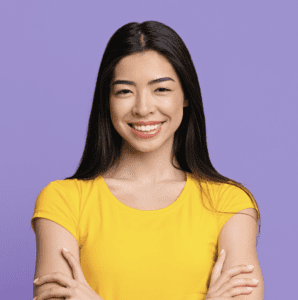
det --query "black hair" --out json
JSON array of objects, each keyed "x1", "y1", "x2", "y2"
[{"x1": 63, "y1": 20, "x2": 261, "y2": 245}]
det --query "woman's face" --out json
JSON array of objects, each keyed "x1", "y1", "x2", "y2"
[{"x1": 109, "y1": 50, "x2": 188, "y2": 153}]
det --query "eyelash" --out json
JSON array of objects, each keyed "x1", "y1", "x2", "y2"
[{"x1": 115, "y1": 88, "x2": 170, "y2": 95}]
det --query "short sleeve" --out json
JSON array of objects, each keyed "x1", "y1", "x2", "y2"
[
  {"x1": 215, "y1": 183, "x2": 259, "y2": 235},
  {"x1": 31, "y1": 180, "x2": 80, "y2": 243}
]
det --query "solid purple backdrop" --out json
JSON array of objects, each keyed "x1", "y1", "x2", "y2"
[{"x1": 1, "y1": 1, "x2": 297, "y2": 299}]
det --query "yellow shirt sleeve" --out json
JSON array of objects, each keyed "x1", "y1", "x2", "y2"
[
  {"x1": 30, "y1": 180, "x2": 80, "y2": 243},
  {"x1": 215, "y1": 183, "x2": 260, "y2": 235}
]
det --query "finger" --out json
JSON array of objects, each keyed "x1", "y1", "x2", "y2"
[
  {"x1": 35, "y1": 284, "x2": 72, "y2": 300},
  {"x1": 221, "y1": 285, "x2": 254, "y2": 298},
  {"x1": 209, "y1": 249, "x2": 226, "y2": 287},
  {"x1": 210, "y1": 264, "x2": 255, "y2": 296},
  {"x1": 34, "y1": 272, "x2": 76, "y2": 288},
  {"x1": 214, "y1": 277, "x2": 258, "y2": 297},
  {"x1": 62, "y1": 248, "x2": 87, "y2": 284}
]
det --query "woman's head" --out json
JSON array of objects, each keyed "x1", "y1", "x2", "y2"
[
  {"x1": 65, "y1": 20, "x2": 260, "y2": 242},
  {"x1": 68, "y1": 20, "x2": 207, "y2": 178}
]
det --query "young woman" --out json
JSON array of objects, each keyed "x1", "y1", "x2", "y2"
[{"x1": 31, "y1": 21, "x2": 264, "y2": 300}]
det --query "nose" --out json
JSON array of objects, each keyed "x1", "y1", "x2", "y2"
[{"x1": 132, "y1": 93, "x2": 156, "y2": 116}]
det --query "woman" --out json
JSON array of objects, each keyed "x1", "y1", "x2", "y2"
[{"x1": 31, "y1": 21, "x2": 264, "y2": 300}]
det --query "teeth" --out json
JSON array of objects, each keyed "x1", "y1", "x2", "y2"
[{"x1": 132, "y1": 123, "x2": 162, "y2": 132}]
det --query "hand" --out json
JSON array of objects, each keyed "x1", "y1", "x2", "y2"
[
  {"x1": 205, "y1": 250, "x2": 259, "y2": 299},
  {"x1": 33, "y1": 248, "x2": 104, "y2": 300}
]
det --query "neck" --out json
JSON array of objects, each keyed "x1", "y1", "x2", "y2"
[{"x1": 105, "y1": 140, "x2": 185, "y2": 185}]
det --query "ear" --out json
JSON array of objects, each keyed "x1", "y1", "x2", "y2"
[{"x1": 183, "y1": 98, "x2": 189, "y2": 107}]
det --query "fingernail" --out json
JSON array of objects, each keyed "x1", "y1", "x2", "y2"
[
  {"x1": 220, "y1": 249, "x2": 225, "y2": 255},
  {"x1": 63, "y1": 247, "x2": 69, "y2": 253},
  {"x1": 247, "y1": 265, "x2": 254, "y2": 269},
  {"x1": 33, "y1": 278, "x2": 39, "y2": 284}
]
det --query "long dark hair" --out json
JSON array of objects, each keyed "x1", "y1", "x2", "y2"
[{"x1": 64, "y1": 21, "x2": 261, "y2": 244}]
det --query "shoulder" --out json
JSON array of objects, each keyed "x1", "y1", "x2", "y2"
[
  {"x1": 37, "y1": 178, "x2": 84, "y2": 201},
  {"x1": 32, "y1": 178, "x2": 84, "y2": 240}
]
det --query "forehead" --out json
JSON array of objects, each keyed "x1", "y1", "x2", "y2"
[{"x1": 113, "y1": 50, "x2": 177, "y2": 80}]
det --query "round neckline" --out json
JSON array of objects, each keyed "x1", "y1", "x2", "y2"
[{"x1": 98, "y1": 172, "x2": 191, "y2": 215}]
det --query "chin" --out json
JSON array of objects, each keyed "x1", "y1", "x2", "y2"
[{"x1": 127, "y1": 141, "x2": 161, "y2": 153}]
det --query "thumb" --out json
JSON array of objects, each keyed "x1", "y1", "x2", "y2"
[{"x1": 209, "y1": 249, "x2": 226, "y2": 287}]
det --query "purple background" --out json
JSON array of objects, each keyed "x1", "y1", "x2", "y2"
[{"x1": 1, "y1": 1, "x2": 297, "y2": 299}]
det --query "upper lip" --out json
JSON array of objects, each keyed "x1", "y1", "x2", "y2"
[{"x1": 128, "y1": 121, "x2": 165, "y2": 126}]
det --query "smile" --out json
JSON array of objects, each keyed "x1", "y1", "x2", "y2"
[
  {"x1": 129, "y1": 122, "x2": 165, "y2": 132},
  {"x1": 128, "y1": 122, "x2": 165, "y2": 139}
]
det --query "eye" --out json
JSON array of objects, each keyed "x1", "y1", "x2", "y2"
[
  {"x1": 116, "y1": 89, "x2": 130, "y2": 95},
  {"x1": 156, "y1": 88, "x2": 170, "y2": 92}
]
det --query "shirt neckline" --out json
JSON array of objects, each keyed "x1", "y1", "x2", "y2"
[{"x1": 98, "y1": 172, "x2": 191, "y2": 216}]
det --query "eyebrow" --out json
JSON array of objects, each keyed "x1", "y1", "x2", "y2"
[{"x1": 110, "y1": 77, "x2": 175, "y2": 88}]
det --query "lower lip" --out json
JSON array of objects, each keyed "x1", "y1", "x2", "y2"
[{"x1": 129, "y1": 122, "x2": 164, "y2": 139}]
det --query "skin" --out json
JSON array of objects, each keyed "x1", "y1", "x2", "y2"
[{"x1": 108, "y1": 50, "x2": 189, "y2": 186}]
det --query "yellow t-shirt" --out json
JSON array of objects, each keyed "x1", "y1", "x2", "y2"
[{"x1": 31, "y1": 172, "x2": 259, "y2": 300}]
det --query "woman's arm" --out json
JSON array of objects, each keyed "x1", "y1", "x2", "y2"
[
  {"x1": 216, "y1": 208, "x2": 265, "y2": 299},
  {"x1": 33, "y1": 218, "x2": 80, "y2": 300}
]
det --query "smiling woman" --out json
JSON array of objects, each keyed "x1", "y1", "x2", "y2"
[{"x1": 31, "y1": 20, "x2": 263, "y2": 300}]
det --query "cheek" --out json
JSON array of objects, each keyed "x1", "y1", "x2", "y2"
[
  {"x1": 110, "y1": 103, "x2": 124, "y2": 122},
  {"x1": 109, "y1": 106, "x2": 130, "y2": 134},
  {"x1": 166, "y1": 102, "x2": 184, "y2": 121}
]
